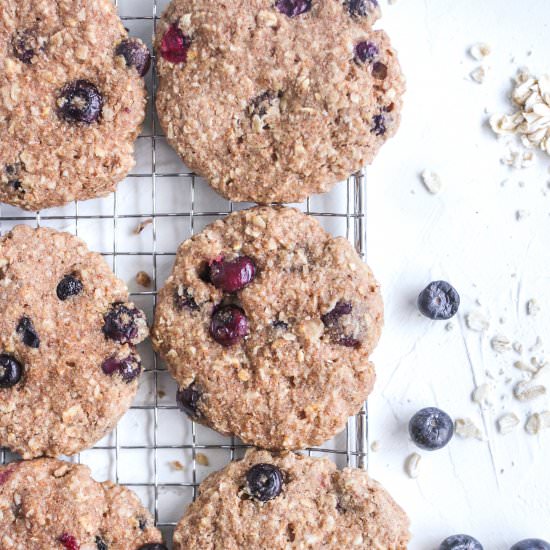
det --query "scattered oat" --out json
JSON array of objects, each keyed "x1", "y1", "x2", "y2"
[
  {"x1": 470, "y1": 66, "x2": 488, "y2": 84},
  {"x1": 465, "y1": 311, "x2": 490, "y2": 332},
  {"x1": 513, "y1": 360, "x2": 538, "y2": 374},
  {"x1": 134, "y1": 218, "x2": 153, "y2": 234},
  {"x1": 196, "y1": 453, "x2": 209, "y2": 466},
  {"x1": 514, "y1": 380, "x2": 547, "y2": 401},
  {"x1": 136, "y1": 271, "x2": 152, "y2": 287},
  {"x1": 157, "y1": 389, "x2": 166, "y2": 399},
  {"x1": 472, "y1": 383, "x2": 494, "y2": 407},
  {"x1": 455, "y1": 417, "x2": 484, "y2": 440},
  {"x1": 526, "y1": 299, "x2": 540, "y2": 316},
  {"x1": 420, "y1": 170, "x2": 443, "y2": 194},
  {"x1": 491, "y1": 334, "x2": 511, "y2": 353},
  {"x1": 497, "y1": 413, "x2": 520, "y2": 434},
  {"x1": 170, "y1": 460, "x2": 185, "y2": 471},
  {"x1": 469, "y1": 43, "x2": 491, "y2": 61},
  {"x1": 405, "y1": 453, "x2": 421, "y2": 479},
  {"x1": 370, "y1": 440, "x2": 381, "y2": 452},
  {"x1": 490, "y1": 69, "x2": 550, "y2": 156},
  {"x1": 525, "y1": 411, "x2": 550, "y2": 434}
]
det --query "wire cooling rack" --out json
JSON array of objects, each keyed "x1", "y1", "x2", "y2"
[{"x1": 0, "y1": 0, "x2": 369, "y2": 545}]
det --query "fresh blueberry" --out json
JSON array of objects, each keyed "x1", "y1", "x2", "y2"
[
  {"x1": 95, "y1": 536, "x2": 108, "y2": 550},
  {"x1": 417, "y1": 280, "x2": 460, "y2": 320},
  {"x1": 116, "y1": 38, "x2": 151, "y2": 77},
  {"x1": 208, "y1": 256, "x2": 256, "y2": 292},
  {"x1": 347, "y1": 0, "x2": 378, "y2": 17},
  {"x1": 0, "y1": 354, "x2": 23, "y2": 388},
  {"x1": 12, "y1": 29, "x2": 43, "y2": 64},
  {"x1": 321, "y1": 301, "x2": 361, "y2": 348},
  {"x1": 409, "y1": 407, "x2": 454, "y2": 451},
  {"x1": 510, "y1": 540, "x2": 550, "y2": 550},
  {"x1": 57, "y1": 80, "x2": 103, "y2": 124},
  {"x1": 101, "y1": 355, "x2": 141, "y2": 383},
  {"x1": 440, "y1": 534, "x2": 484, "y2": 550},
  {"x1": 102, "y1": 303, "x2": 145, "y2": 344},
  {"x1": 58, "y1": 533, "x2": 79, "y2": 550},
  {"x1": 275, "y1": 0, "x2": 312, "y2": 17},
  {"x1": 372, "y1": 61, "x2": 388, "y2": 80},
  {"x1": 174, "y1": 287, "x2": 199, "y2": 311},
  {"x1": 176, "y1": 383, "x2": 202, "y2": 419},
  {"x1": 16, "y1": 316, "x2": 40, "y2": 349},
  {"x1": 137, "y1": 545, "x2": 168, "y2": 550},
  {"x1": 245, "y1": 463, "x2": 283, "y2": 501},
  {"x1": 56, "y1": 274, "x2": 84, "y2": 300},
  {"x1": 371, "y1": 114, "x2": 386, "y2": 136},
  {"x1": 355, "y1": 41, "x2": 379, "y2": 63},
  {"x1": 210, "y1": 305, "x2": 249, "y2": 346},
  {"x1": 160, "y1": 23, "x2": 192, "y2": 63}
]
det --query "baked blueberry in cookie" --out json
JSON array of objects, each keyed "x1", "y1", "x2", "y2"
[
  {"x1": 155, "y1": 0, "x2": 404, "y2": 203},
  {"x1": 0, "y1": 0, "x2": 149, "y2": 210},
  {"x1": 440, "y1": 534, "x2": 484, "y2": 550},
  {"x1": 0, "y1": 226, "x2": 149, "y2": 458},
  {"x1": 172, "y1": 449, "x2": 410, "y2": 549},
  {"x1": 0, "y1": 459, "x2": 165, "y2": 548},
  {"x1": 152, "y1": 207, "x2": 383, "y2": 450}
]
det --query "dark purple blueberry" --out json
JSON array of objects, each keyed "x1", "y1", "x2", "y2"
[
  {"x1": 116, "y1": 38, "x2": 151, "y2": 77},
  {"x1": 347, "y1": 0, "x2": 378, "y2": 17},
  {"x1": 321, "y1": 301, "x2": 361, "y2": 347},
  {"x1": 354, "y1": 41, "x2": 378, "y2": 63},
  {"x1": 12, "y1": 29, "x2": 43, "y2": 64},
  {"x1": 16, "y1": 316, "x2": 40, "y2": 349},
  {"x1": 56, "y1": 274, "x2": 83, "y2": 300},
  {"x1": 101, "y1": 355, "x2": 141, "y2": 383},
  {"x1": 95, "y1": 536, "x2": 108, "y2": 550},
  {"x1": 440, "y1": 534, "x2": 483, "y2": 550},
  {"x1": 102, "y1": 303, "x2": 144, "y2": 344},
  {"x1": 246, "y1": 463, "x2": 283, "y2": 502},
  {"x1": 275, "y1": 0, "x2": 312, "y2": 17},
  {"x1": 209, "y1": 305, "x2": 249, "y2": 346},
  {"x1": 409, "y1": 407, "x2": 453, "y2": 451},
  {"x1": 58, "y1": 533, "x2": 79, "y2": 550},
  {"x1": 337, "y1": 335, "x2": 361, "y2": 348},
  {"x1": 174, "y1": 287, "x2": 199, "y2": 311},
  {"x1": 272, "y1": 320, "x2": 289, "y2": 330},
  {"x1": 138, "y1": 518, "x2": 148, "y2": 531},
  {"x1": 137, "y1": 545, "x2": 168, "y2": 550},
  {"x1": 57, "y1": 80, "x2": 103, "y2": 124},
  {"x1": 5, "y1": 163, "x2": 24, "y2": 191},
  {"x1": 176, "y1": 383, "x2": 202, "y2": 419},
  {"x1": 510, "y1": 540, "x2": 550, "y2": 550},
  {"x1": 371, "y1": 114, "x2": 386, "y2": 136},
  {"x1": 417, "y1": 281, "x2": 460, "y2": 320},
  {"x1": 321, "y1": 301, "x2": 352, "y2": 326},
  {"x1": 372, "y1": 61, "x2": 388, "y2": 80},
  {"x1": 0, "y1": 354, "x2": 23, "y2": 388},
  {"x1": 208, "y1": 256, "x2": 256, "y2": 292},
  {"x1": 160, "y1": 24, "x2": 192, "y2": 64}
]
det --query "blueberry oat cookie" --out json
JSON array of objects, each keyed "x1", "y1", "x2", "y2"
[
  {"x1": 152, "y1": 206, "x2": 383, "y2": 449},
  {"x1": 0, "y1": 226, "x2": 149, "y2": 458},
  {"x1": 0, "y1": 0, "x2": 150, "y2": 211},
  {"x1": 0, "y1": 458, "x2": 166, "y2": 549},
  {"x1": 155, "y1": 0, "x2": 404, "y2": 203},
  {"x1": 173, "y1": 449, "x2": 410, "y2": 549}
]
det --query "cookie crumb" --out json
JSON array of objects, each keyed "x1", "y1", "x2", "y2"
[
  {"x1": 497, "y1": 412, "x2": 520, "y2": 434},
  {"x1": 455, "y1": 417, "x2": 483, "y2": 440},
  {"x1": 134, "y1": 218, "x2": 153, "y2": 234},
  {"x1": 196, "y1": 453, "x2": 209, "y2": 466},
  {"x1": 420, "y1": 170, "x2": 443, "y2": 194},
  {"x1": 469, "y1": 42, "x2": 491, "y2": 61},
  {"x1": 157, "y1": 389, "x2": 166, "y2": 398},
  {"x1": 136, "y1": 271, "x2": 152, "y2": 287},
  {"x1": 370, "y1": 440, "x2": 381, "y2": 452},
  {"x1": 465, "y1": 311, "x2": 490, "y2": 332},
  {"x1": 170, "y1": 460, "x2": 185, "y2": 471},
  {"x1": 404, "y1": 453, "x2": 421, "y2": 479},
  {"x1": 472, "y1": 383, "x2": 494, "y2": 407}
]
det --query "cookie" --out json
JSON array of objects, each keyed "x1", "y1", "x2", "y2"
[
  {"x1": 155, "y1": 0, "x2": 404, "y2": 203},
  {"x1": 0, "y1": 225, "x2": 149, "y2": 458},
  {"x1": 152, "y1": 206, "x2": 383, "y2": 449},
  {"x1": 0, "y1": 458, "x2": 166, "y2": 549},
  {"x1": 0, "y1": 0, "x2": 150, "y2": 211},
  {"x1": 173, "y1": 449, "x2": 410, "y2": 549}
]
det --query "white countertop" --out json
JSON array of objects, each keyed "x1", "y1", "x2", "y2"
[{"x1": 368, "y1": 1, "x2": 550, "y2": 548}]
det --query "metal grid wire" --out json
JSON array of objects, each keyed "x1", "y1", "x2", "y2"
[{"x1": 0, "y1": 0, "x2": 369, "y2": 542}]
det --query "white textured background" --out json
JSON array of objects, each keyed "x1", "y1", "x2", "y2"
[{"x1": 368, "y1": 0, "x2": 550, "y2": 548}]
